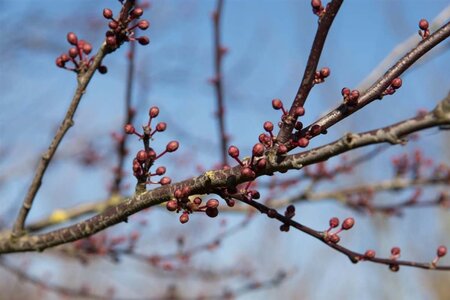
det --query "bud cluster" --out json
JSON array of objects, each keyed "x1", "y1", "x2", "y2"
[
  {"x1": 103, "y1": 6, "x2": 150, "y2": 50},
  {"x1": 382, "y1": 78, "x2": 403, "y2": 96},
  {"x1": 125, "y1": 106, "x2": 178, "y2": 186},
  {"x1": 279, "y1": 205, "x2": 295, "y2": 232},
  {"x1": 418, "y1": 19, "x2": 430, "y2": 39},
  {"x1": 314, "y1": 67, "x2": 330, "y2": 84},
  {"x1": 341, "y1": 87, "x2": 360, "y2": 107},
  {"x1": 324, "y1": 217, "x2": 355, "y2": 244},
  {"x1": 166, "y1": 186, "x2": 221, "y2": 224},
  {"x1": 311, "y1": 0, "x2": 326, "y2": 17},
  {"x1": 56, "y1": 32, "x2": 107, "y2": 74}
]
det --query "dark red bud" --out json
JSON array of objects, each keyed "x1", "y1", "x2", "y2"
[
  {"x1": 136, "y1": 150, "x2": 148, "y2": 163},
  {"x1": 137, "y1": 36, "x2": 150, "y2": 45},
  {"x1": 297, "y1": 137, "x2": 309, "y2": 148},
  {"x1": 166, "y1": 200, "x2": 178, "y2": 211},
  {"x1": 149, "y1": 106, "x2": 159, "y2": 118},
  {"x1": 277, "y1": 144, "x2": 287, "y2": 155},
  {"x1": 156, "y1": 122, "x2": 167, "y2": 132},
  {"x1": 124, "y1": 124, "x2": 135, "y2": 134},
  {"x1": 131, "y1": 7, "x2": 144, "y2": 19},
  {"x1": 320, "y1": 67, "x2": 330, "y2": 78},
  {"x1": 138, "y1": 20, "x2": 150, "y2": 30},
  {"x1": 179, "y1": 212, "x2": 189, "y2": 224},
  {"x1": 294, "y1": 107, "x2": 305, "y2": 117},
  {"x1": 419, "y1": 19, "x2": 429, "y2": 30},
  {"x1": 159, "y1": 177, "x2": 171, "y2": 185},
  {"x1": 365, "y1": 250, "x2": 376, "y2": 259},
  {"x1": 106, "y1": 36, "x2": 117, "y2": 47},
  {"x1": 437, "y1": 245, "x2": 447, "y2": 257},
  {"x1": 67, "y1": 32, "x2": 78, "y2": 45},
  {"x1": 391, "y1": 78, "x2": 402, "y2": 89},
  {"x1": 341, "y1": 87, "x2": 350, "y2": 97},
  {"x1": 228, "y1": 146, "x2": 239, "y2": 158},
  {"x1": 341, "y1": 217, "x2": 355, "y2": 230},
  {"x1": 206, "y1": 199, "x2": 219, "y2": 209},
  {"x1": 263, "y1": 121, "x2": 274, "y2": 132},
  {"x1": 166, "y1": 141, "x2": 179, "y2": 152},
  {"x1": 155, "y1": 166, "x2": 166, "y2": 175},
  {"x1": 108, "y1": 20, "x2": 119, "y2": 30},
  {"x1": 68, "y1": 47, "x2": 78, "y2": 58},
  {"x1": 329, "y1": 217, "x2": 339, "y2": 228},
  {"x1": 311, "y1": 0, "x2": 322, "y2": 10},
  {"x1": 103, "y1": 8, "x2": 113, "y2": 19},
  {"x1": 272, "y1": 99, "x2": 283, "y2": 110},
  {"x1": 241, "y1": 167, "x2": 256, "y2": 180},
  {"x1": 252, "y1": 143, "x2": 265, "y2": 157},
  {"x1": 205, "y1": 207, "x2": 219, "y2": 218}
]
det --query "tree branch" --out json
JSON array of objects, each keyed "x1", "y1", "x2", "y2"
[
  {"x1": 277, "y1": 0, "x2": 343, "y2": 143},
  {"x1": 11, "y1": 0, "x2": 137, "y2": 238},
  {"x1": 1, "y1": 93, "x2": 448, "y2": 253},
  {"x1": 300, "y1": 21, "x2": 450, "y2": 139}
]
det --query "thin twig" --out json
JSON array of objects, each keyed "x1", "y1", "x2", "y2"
[{"x1": 236, "y1": 196, "x2": 450, "y2": 271}]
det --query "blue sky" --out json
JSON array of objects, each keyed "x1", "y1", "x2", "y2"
[{"x1": 0, "y1": 0, "x2": 449, "y2": 299}]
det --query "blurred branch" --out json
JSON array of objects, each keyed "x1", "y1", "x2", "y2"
[
  {"x1": 0, "y1": 255, "x2": 289, "y2": 299},
  {"x1": 111, "y1": 41, "x2": 137, "y2": 195},
  {"x1": 212, "y1": 0, "x2": 228, "y2": 166}
]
